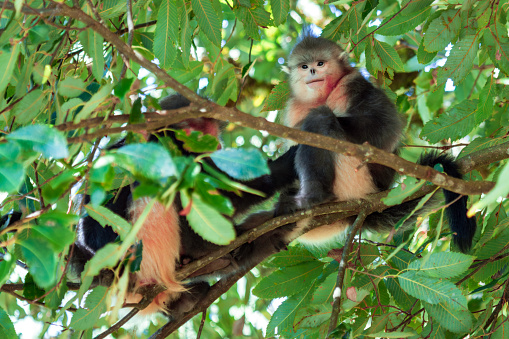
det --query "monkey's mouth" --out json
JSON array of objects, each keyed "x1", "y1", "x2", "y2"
[{"x1": 306, "y1": 79, "x2": 324, "y2": 89}]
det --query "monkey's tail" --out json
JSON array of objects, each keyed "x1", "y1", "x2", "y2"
[{"x1": 364, "y1": 152, "x2": 476, "y2": 252}]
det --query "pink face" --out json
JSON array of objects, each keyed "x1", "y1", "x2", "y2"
[{"x1": 290, "y1": 59, "x2": 343, "y2": 104}]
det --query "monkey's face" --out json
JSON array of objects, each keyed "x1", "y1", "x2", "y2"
[{"x1": 289, "y1": 59, "x2": 343, "y2": 103}]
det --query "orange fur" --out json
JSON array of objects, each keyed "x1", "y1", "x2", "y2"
[{"x1": 126, "y1": 198, "x2": 184, "y2": 314}]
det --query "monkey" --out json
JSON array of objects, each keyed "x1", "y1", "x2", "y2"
[
  {"x1": 69, "y1": 93, "x2": 297, "y2": 316},
  {"x1": 270, "y1": 34, "x2": 476, "y2": 252}
]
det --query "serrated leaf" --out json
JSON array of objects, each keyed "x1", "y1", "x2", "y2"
[
  {"x1": 377, "y1": 0, "x2": 433, "y2": 36},
  {"x1": 382, "y1": 176, "x2": 425, "y2": 206},
  {"x1": 322, "y1": 14, "x2": 349, "y2": 42},
  {"x1": 373, "y1": 39, "x2": 405, "y2": 72},
  {"x1": 266, "y1": 286, "x2": 315, "y2": 337},
  {"x1": 366, "y1": 331, "x2": 417, "y2": 338},
  {"x1": 98, "y1": 0, "x2": 127, "y2": 19},
  {"x1": 191, "y1": 0, "x2": 222, "y2": 46},
  {"x1": 484, "y1": 22, "x2": 509, "y2": 76},
  {"x1": 420, "y1": 99, "x2": 477, "y2": 143},
  {"x1": 0, "y1": 307, "x2": 17, "y2": 339},
  {"x1": 7, "y1": 124, "x2": 69, "y2": 159},
  {"x1": 79, "y1": 29, "x2": 105, "y2": 82},
  {"x1": 423, "y1": 301, "x2": 473, "y2": 333},
  {"x1": 194, "y1": 177, "x2": 234, "y2": 216},
  {"x1": 471, "y1": 164, "x2": 509, "y2": 222},
  {"x1": 270, "y1": 0, "x2": 289, "y2": 26},
  {"x1": 264, "y1": 246, "x2": 316, "y2": 268},
  {"x1": 458, "y1": 136, "x2": 506, "y2": 159},
  {"x1": 476, "y1": 74, "x2": 496, "y2": 124},
  {"x1": 398, "y1": 271, "x2": 468, "y2": 309},
  {"x1": 408, "y1": 252, "x2": 474, "y2": 278},
  {"x1": 233, "y1": 0, "x2": 271, "y2": 41},
  {"x1": 74, "y1": 83, "x2": 114, "y2": 123},
  {"x1": 423, "y1": 9, "x2": 461, "y2": 52},
  {"x1": 311, "y1": 273, "x2": 336, "y2": 305},
  {"x1": 417, "y1": 37, "x2": 437, "y2": 64},
  {"x1": 84, "y1": 205, "x2": 131, "y2": 239},
  {"x1": 180, "y1": 11, "x2": 196, "y2": 68},
  {"x1": 115, "y1": 143, "x2": 177, "y2": 181},
  {"x1": 18, "y1": 238, "x2": 57, "y2": 289},
  {"x1": 0, "y1": 44, "x2": 20, "y2": 95},
  {"x1": 70, "y1": 287, "x2": 108, "y2": 331},
  {"x1": 46, "y1": 279, "x2": 68, "y2": 309},
  {"x1": 181, "y1": 191, "x2": 235, "y2": 245},
  {"x1": 154, "y1": 0, "x2": 179, "y2": 69},
  {"x1": 210, "y1": 148, "x2": 270, "y2": 180},
  {"x1": 437, "y1": 35, "x2": 479, "y2": 85},
  {"x1": 113, "y1": 77, "x2": 134, "y2": 99},
  {"x1": 385, "y1": 275, "x2": 417, "y2": 310},
  {"x1": 58, "y1": 77, "x2": 87, "y2": 98},
  {"x1": 10, "y1": 88, "x2": 48, "y2": 124},
  {"x1": 31, "y1": 225, "x2": 75, "y2": 253},
  {"x1": 168, "y1": 60, "x2": 204, "y2": 84},
  {"x1": 262, "y1": 81, "x2": 290, "y2": 112},
  {"x1": 253, "y1": 261, "x2": 324, "y2": 298}
]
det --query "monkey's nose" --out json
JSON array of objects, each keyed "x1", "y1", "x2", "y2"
[{"x1": 310, "y1": 69, "x2": 315, "y2": 74}]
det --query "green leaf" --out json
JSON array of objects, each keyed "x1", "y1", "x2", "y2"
[
  {"x1": 113, "y1": 77, "x2": 134, "y2": 99},
  {"x1": 266, "y1": 286, "x2": 315, "y2": 337},
  {"x1": 262, "y1": 81, "x2": 290, "y2": 112},
  {"x1": 377, "y1": 0, "x2": 433, "y2": 36},
  {"x1": 398, "y1": 271, "x2": 468, "y2": 309},
  {"x1": 476, "y1": 74, "x2": 496, "y2": 124},
  {"x1": 420, "y1": 99, "x2": 477, "y2": 143},
  {"x1": 174, "y1": 130, "x2": 219, "y2": 153},
  {"x1": 366, "y1": 331, "x2": 417, "y2": 338},
  {"x1": 0, "y1": 160, "x2": 25, "y2": 193},
  {"x1": 385, "y1": 276, "x2": 417, "y2": 310},
  {"x1": 408, "y1": 252, "x2": 474, "y2": 279},
  {"x1": 233, "y1": 0, "x2": 271, "y2": 41},
  {"x1": 46, "y1": 279, "x2": 68, "y2": 310},
  {"x1": 207, "y1": 60, "x2": 238, "y2": 105},
  {"x1": 270, "y1": 0, "x2": 289, "y2": 26},
  {"x1": 373, "y1": 39, "x2": 405, "y2": 72},
  {"x1": 84, "y1": 205, "x2": 131, "y2": 240},
  {"x1": 18, "y1": 238, "x2": 57, "y2": 289},
  {"x1": 423, "y1": 301, "x2": 473, "y2": 334},
  {"x1": 168, "y1": 60, "x2": 204, "y2": 84},
  {"x1": 74, "y1": 83, "x2": 114, "y2": 123},
  {"x1": 70, "y1": 286, "x2": 108, "y2": 330},
  {"x1": 210, "y1": 148, "x2": 270, "y2": 180},
  {"x1": 58, "y1": 77, "x2": 87, "y2": 98},
  {"x1": 154, "y1": 0, "x2": 179, "y2": 69},
  {"x1": 322, "y1": 14, "x2": 349, "y2": 42},
  {"x1": 191, "y1": 0, "x2": 222, "y2": 46},
  {"x1": 10, "y1": 88, "x2": 48, "y2": 124},
  {"x1": 7, "y1": 124, "x2": 69, "y2": 159},
  {"x1": 194, "y1": 177, "x2": 234, "y2": 216},
  {"x1": 0, "y1": 44, "x2": 20, "y2": 95},
  {"x1": 182, "y1": 191, "x2": 235, "y2": 245},
  {"x1": 31, "y1": 224, "x2": 75, "y2": 253},
  {"x1": 458, "y1": 136, "x2": 507, "y2": 159},
  {"x1": 0, "y1": 252, "x2": 15, "y2": 286},
  {"x1": 264, "y1": 246, "x2": 316, "y2": 268},
  {"x1": 0, "y1": 307, "x2": 17, "y2": 339},
  {"x1": 484, "y1": 22, "x2": 509, "y2": 76},
  {"x1": 382, "y1": 176, "x2": 425, "y2": 206},
  {"x1": 253, "y1": 261, "x2": 324, "y2": 298},
  {"x1": 423, "y1": 9, "x2": 461, "y2": 52},
  {"x1": 180, "y1": 10, "x2": 196, "y2": 68},
  {"x1": 437, "y1": 35, "x2": 479, "y2": 86},
  {"x1": 114, "y1": 143, "x2": 177, "y2": 181},
  {"x1": 79, "y1": 29, "x2": 105, "y2": 82},
  {"x1": 417, "y1": 37, "x2": 437, "y2": 64}
]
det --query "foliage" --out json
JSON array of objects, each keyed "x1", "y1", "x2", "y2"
[{"x1": 0, "y1": 0, "x2": 508, "y2": 338}]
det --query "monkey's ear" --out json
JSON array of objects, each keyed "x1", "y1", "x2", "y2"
[
  {"x1": 338, "y1": 52, "x2": 350, "y2": 65},
  {"x1": 281, "y1": 65, "x2": 290, "y2": 74}
]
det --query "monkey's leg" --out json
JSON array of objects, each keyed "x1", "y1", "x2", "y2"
[{"x1": 295, "y1": 106, "x2": 345, "y2": 209}]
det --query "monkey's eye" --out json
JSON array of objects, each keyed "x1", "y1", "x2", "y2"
[
  {"x1": 301, "y1": 65, "x2": 308, "y2": 69},
  {"x1": 317, "y1": 61, "x2": 324, "y2": 66}
]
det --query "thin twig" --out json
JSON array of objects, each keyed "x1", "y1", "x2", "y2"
[{"x1": 327, "y1": 210, "x2": 367, "y2": 337}]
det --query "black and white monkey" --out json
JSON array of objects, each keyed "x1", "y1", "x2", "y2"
[
  {"x1": 70, "y1": 94, "x2": 296, "y2": 315},
  {"x1": 271, "y1": 35, "x2": 476, "y2": 252}
]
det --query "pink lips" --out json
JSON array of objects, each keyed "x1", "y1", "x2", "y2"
[{"x1": 306, "y1": 79, "x2": 324, "y2": 88}]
